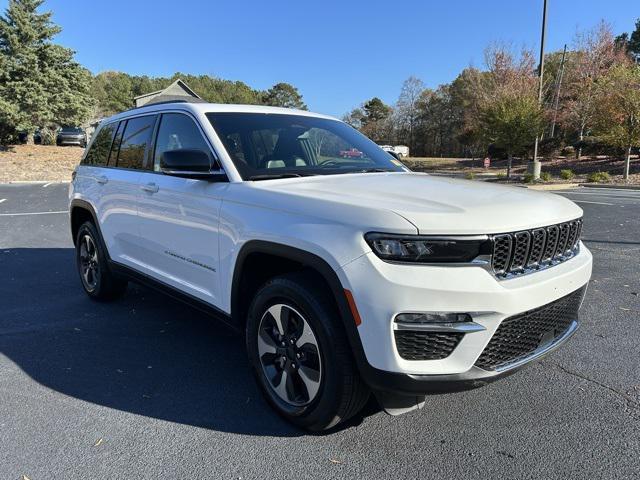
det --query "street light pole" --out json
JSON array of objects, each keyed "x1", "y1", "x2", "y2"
[{"x1": 529, "y1": 0, "x2": 548, "y2": 180}]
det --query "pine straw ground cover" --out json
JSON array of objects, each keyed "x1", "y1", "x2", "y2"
[
  {"x1": 405, "y1": 155, "x2": 640, "y2": 185},
  {"x1": 0, "y1": 144, "x2": 83, "y2": 183}
]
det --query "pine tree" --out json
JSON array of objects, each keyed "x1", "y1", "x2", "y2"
[
  {"x1": 0, "y1": 0, "x2": 93, "y2": 144},
  {"x1": 262, "y1": 83, "x2": 307, "y2": 110}
]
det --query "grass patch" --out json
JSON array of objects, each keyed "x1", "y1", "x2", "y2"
[
  {"x1": 587, "y1": 171, "x2": 611, "y2": 183},
  {"x1": 560, "y1": 169, "x2": 575, "y2": 180}
]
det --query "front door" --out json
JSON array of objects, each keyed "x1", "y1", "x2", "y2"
[{"x1": 136, "y1": 112, "x2": 227, "y2": 306}]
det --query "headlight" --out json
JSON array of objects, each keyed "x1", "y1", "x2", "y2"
[{"x1": 364, "y1": 233, "x2": 491, "y2": 263}]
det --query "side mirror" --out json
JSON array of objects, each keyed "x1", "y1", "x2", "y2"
[{"x1": 160, "y1": 149, "x2": 227, "y2": 181}]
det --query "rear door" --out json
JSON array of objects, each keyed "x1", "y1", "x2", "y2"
[
  {"x1": 94, "y1": 114, "x2": 157, "y2": 269},
  {"x1": 136, "y1": 112, "x2": 227, "y2": 306}
]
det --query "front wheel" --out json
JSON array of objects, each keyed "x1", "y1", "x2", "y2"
[
  {"x1": 75, "y1": 221, "x2": 127, "y2": 301},
  {"x1": 246, "y1": 273, "x2": 369, "y2": 431}
]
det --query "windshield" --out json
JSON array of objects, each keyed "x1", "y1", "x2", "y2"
[
  {"x1": 61, "y1": 127, "x2": 83, "y2": 134},
  {"x1": 206, "y1": 112, "x2": 407, "y2": 180}
]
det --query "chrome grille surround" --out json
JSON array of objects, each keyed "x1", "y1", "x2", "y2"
[{"x1": 490, "y1": 218, "x2": 583, "y2": 279}]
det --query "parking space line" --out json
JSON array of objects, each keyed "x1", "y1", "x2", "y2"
[
  {"x1": 0, "y1": 210, "x2": 67, "y2": 217},
  {"x1": 560, "y1": 191, "x2": 640, "y2": 197},
  {"x1": 43, "y1": 182, "x2": 53, "y2": 188},
  {"x1": 0, "y1": 199, "x2": 6, "y2": 204},
  {"x1": 572, "y1": 200, "x2": 615, "y2": 206},
  {"x1": 561, "y1": 192, "x2": 640, "y2": 200}
]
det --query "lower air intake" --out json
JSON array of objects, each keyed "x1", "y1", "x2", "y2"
[
  {"x1": 475, "y1": 286, "x2": 586, "y2": 371},
  {"x1": 394, "y1": 331, "x2": 463, "y2": 361}
]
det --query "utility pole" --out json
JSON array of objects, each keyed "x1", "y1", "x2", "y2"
[
  {"x1": 550, "y1": 44, "x2": 567, "y2": 138},
  {"x1": 529, "y1": 0, "x2": 548, "y2": 180}
]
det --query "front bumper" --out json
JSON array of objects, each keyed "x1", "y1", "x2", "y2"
[
  {"x1": 339, "y1": 242, "x2": 592, "y2": 392},
  {"x1": 57, "y1": 136, "x2": 85, "y2": 146},
  {"x1": 364, "y1": 319, "x2": 578, "y2": 396}
]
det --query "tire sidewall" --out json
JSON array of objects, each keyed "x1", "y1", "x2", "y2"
[
  {"x1": 76, "y1": 222, "x2": 104, "y2": 298},
  {"x1": 246, "y1": 278, "x2": 346, "y2": 429}
]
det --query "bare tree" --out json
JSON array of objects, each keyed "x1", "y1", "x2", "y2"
[
  {"x1": 564, "y1": 21, "x2": 629, "y2": 159},
  {"x1": 395, "y1": 76, "x2": 425, "y2": 153}
]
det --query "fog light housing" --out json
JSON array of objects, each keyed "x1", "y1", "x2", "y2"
[{"x1": 395, "y1": 312, "x2": 472, "y2": 324}]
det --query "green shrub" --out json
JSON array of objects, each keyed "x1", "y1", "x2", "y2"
[
  {"x1": 587, "y1": 171, "x2": 611, "y2": 183},
  {"x1": 540, "y1": 171, "x2": 552, "y2": 182},
  {"x1": 464, "y1": 172, "x2": 476, "y2": 180},
  {"x1": 560, "y1": 169, "x2": 575, "y2": 180},
  {"x1": 523, "y1": 173, "x2": 536, "y2": 184},
  {"x1": 496, "y1": 172, "x2": 507, "y2": 180}
]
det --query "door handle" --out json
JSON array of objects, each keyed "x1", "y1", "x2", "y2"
[
  {"x1": 141, "y1": 182, "x2": 159, "y2": 193},
  {"x1": 96, "y1": 175, "x2": 108, "y2": 185}
]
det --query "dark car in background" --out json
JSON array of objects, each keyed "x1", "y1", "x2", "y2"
[{"x1": 56, "y1": 127, "x2": 87, "y2": 147}]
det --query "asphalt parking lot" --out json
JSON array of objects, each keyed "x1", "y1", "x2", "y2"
[{"x1": 1, "y1": 182, "x2": 639, "y2": 479}]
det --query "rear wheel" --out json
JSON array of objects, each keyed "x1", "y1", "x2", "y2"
[
  {"x1": 75, "y1": 221, "x2": 127, "y2": 301},
  {"x1": 246, "y1": 272, "x2": 369, "y2": 431}
]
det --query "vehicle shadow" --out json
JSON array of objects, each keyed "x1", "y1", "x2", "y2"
[{"x1": 0, "y1": 248, "x2": 377, "y2": 437}]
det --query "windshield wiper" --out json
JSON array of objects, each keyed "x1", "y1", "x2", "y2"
[
  {"x1": 249, "y1": 173, "x2": 304, "y2": 181},
  {"x1": 351, "y1": 168, "x2": 396, "y2": 173}
]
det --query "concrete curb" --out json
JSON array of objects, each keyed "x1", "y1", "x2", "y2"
[
  {"x1": 525, "y1": 183, "x2": 580, "y2": 191},
  {"x1": 4, "y1": 180, "x2": 51, "y2": 184},
  {"x1": 1, "y1": 181, "x2": 65, "y2": 185}
]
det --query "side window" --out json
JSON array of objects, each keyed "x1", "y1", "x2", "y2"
[
  {"x1": 107, "y1": 121, "x2": 125, "y2": 167},
  {"x1": 82, "y1": 123, "x2": 116, "y2": 166},
  {"x1": 116, "y1": 115, "x2": 156, "y2": 170},
  {"x1": 153, "y1": 113, "x2": 212, "y2": 171}
]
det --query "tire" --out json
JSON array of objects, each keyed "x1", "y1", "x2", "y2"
[
  {"x1": 246, "y1": 272, "x2": 369, "y2": 431},
  {"x1": 75, "y1": 221, "x2": 127, "y2": 301}
]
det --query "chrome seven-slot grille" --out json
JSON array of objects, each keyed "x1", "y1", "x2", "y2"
[{"x1": 491, "y1": 218, "x2": 582, "y2": 278}]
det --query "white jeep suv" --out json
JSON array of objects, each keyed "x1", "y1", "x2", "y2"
[{"x1": 69, "y1": 100, "x2": 592, "y2": 430}]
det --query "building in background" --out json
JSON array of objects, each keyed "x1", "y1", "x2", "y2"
[{"x1": 133, "y1": 79, "x2": 202, "y2": 108}]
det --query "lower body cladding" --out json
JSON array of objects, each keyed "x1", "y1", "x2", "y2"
[{"x1": 340, "y1": 243, "x2": 593, "y2": 415}]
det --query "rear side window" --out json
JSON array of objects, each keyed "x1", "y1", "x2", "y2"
[
  {"x1": 153, "y1": 113, "x2": 211, "y2": 171},
  {"x1": 82, "y1": 123, "x2": 116, "y2": 166},
  {"x1": 116, "y1": 115, "x2": 157, "y2": 170},
  {"x1": 107, "y1": 121, "x2": 125, "y2": 167}
]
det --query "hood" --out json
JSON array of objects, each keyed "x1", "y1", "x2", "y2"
[{"x1": 254, "y1": 172, "x2": 583, "y2": 235}]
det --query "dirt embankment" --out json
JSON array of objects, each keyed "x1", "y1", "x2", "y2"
[
  {"x1": 0, "y1": 144, "x2": 84, "y2": 183},
  {"x1": 405, "y1": 155, "x2": 640, "y2": 184}
]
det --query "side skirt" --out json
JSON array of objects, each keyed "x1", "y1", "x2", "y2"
[{"x1": 107, "y1": 260, "x2": 238, "y2": 332}]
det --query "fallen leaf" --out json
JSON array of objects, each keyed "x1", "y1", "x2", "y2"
[
  {"x1": 21, "y1": 475, "x2": 31, "y2": 480},
  {"x1": 620, "y1": 307, "x2": 631, "y2": 311},
  {"x1": 93, "y1": 438, "x2": 103, "y2": 447},
  {"x1": 329, "y1": 459, "x2": 342, "y2": 464}
]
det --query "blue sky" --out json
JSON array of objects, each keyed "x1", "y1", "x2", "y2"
[{"x1": 3, "y1": 0, "x2": 638, "y2": 116}]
